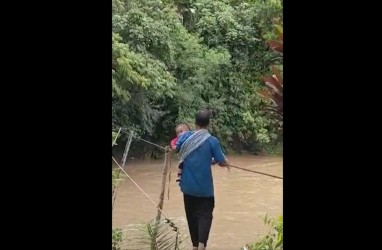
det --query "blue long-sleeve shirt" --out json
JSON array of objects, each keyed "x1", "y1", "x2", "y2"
[{"x1": 176, "y1": 131, "x2": 225, "y2": 197}]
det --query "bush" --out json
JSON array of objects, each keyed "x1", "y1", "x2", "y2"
[
  {"x1": 112, "y1": 228, "x2": 123, "y2": 250},
  {"x1": 243, "y1": 214, "x2": 283, "y2": 250}
]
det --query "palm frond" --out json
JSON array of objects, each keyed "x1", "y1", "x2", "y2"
[
  {"x1": 140, "y1": 218, "x2": 184, "y2": 250},
  {"x1": 116, "y1": 218, "x2": 186, "y2": 250}
]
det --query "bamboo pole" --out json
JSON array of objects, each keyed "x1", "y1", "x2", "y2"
[
  {"x1": 156, "y1": 146, "x2": 170, "y2": 221},
  {"x1": 167, "y1": 150, "x2": 172, "y2": 200},
  {"x1": 112, "y1": 132, "x2": 133, "y2": 211}
]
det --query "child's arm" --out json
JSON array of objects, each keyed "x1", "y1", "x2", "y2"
[{"x1": 170, "y1": 138, "x2": 177, "y2": 151}]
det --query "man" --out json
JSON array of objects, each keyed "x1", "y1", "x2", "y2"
[{"x1": 176, "y1": 110, "x2": 229, "y2": 250}]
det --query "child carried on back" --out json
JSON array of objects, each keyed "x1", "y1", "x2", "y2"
[
  {"x1": 170, "y1": 123, "x2": 191, "y2": 182},
  {"x1": 170, "y1": 123, "x2": 216, "y2": 182}
]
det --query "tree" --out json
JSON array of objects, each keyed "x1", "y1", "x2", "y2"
[
  {"x1": 259, "y1": 21, "x2": 283, "y2": 132},
  {"x1": 112, "y1": 0, "x2": 283, "y2": 155}
]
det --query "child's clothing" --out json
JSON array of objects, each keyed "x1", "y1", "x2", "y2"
[
  {"x1": 174, "y1": 132, "x2": 193, "y2": 182},
  {"x1": 170, "y1": 137, "x2": 178, "y2": 150},
  {"x1": 170, "y1": 136, "x2": 183, "y2": 182},
  {"x1": 176, "y1": 163, "x2": 183, "y2": 182},
  {"x1": 175, "y1": 131, "x2": 194, "y2": 151}
]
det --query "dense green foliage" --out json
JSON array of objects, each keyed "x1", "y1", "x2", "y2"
[
  {"x1": 112, "y1": 228, "x2": 123, "y2": 250},
  {"x1": 112, "y1": 0, "x2": 283, "y2": 156},
  {"x1": 243, "y1": 215, "x2": 283, "y2": 250}
]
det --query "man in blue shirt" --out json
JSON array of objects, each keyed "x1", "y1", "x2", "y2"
[{"x1": 176, "y1": 110, "x2": 229, "y2": 250}]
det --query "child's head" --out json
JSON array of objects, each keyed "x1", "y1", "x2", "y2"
[{"x1": 175, "y1": 123, "x2": 190, "y2": 137}]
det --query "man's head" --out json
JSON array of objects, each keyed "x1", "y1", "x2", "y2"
[
  {"x1": 175, "y1": 123, "x2": 190, "y2": 137},
  {"x1": 195, "y1": 110, "x2": 211, "y2": 129}
]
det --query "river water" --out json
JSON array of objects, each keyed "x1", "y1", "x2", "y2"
[{"x1": 113, "y1": 154, "x2": 283, "y2": 250}]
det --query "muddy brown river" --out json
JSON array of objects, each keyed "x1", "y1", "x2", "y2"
[{"x1": 113, "y1": 155, "x2": 283, "y2": 250}]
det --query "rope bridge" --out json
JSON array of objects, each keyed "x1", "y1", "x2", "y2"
[
  {"x1": 228, "y1": 164, "x2": 283, "y2": 180},
  {"x1": 112, "y1": 127, "x2": 283, "y2": 249},
  {"x1": 112, "y1": 157, "x2": 189, "y2": 247},
  {"x1": 112, "y1": 128, "x2": 190, "y2": 249},
  {"x1": 114, "y1": 127, "x2": 283, "y2": 180}
]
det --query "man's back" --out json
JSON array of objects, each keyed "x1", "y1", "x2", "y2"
[{"x1": 179, "y1": 134, "x2": 225, "y2": 197}]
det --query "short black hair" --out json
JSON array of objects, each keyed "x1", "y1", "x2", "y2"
[{"x1": 195, "y1": 110, "x2": 211, "y2": 127}]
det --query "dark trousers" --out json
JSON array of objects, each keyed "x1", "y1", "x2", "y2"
[{"x1": 183, "y1": 194, "x2": 215, "y2": 247}]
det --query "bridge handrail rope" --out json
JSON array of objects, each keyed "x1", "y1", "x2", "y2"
[
  {"x1": 112, "y1": 157, "x2": 170, "y2": 218},
  {"x1": 114, "y1": 127, "x2": 283, "y2": 180},
  {"x1": 116, "y1": 127, "x2": 166, "y2": 150},
  {"x1": 228, "y1": 164, "x2": 283, "y2": 180}
]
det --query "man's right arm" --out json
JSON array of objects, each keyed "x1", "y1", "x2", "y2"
[{"x1": 211, "y1": 137, "x2": 230, "y2": 167}]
